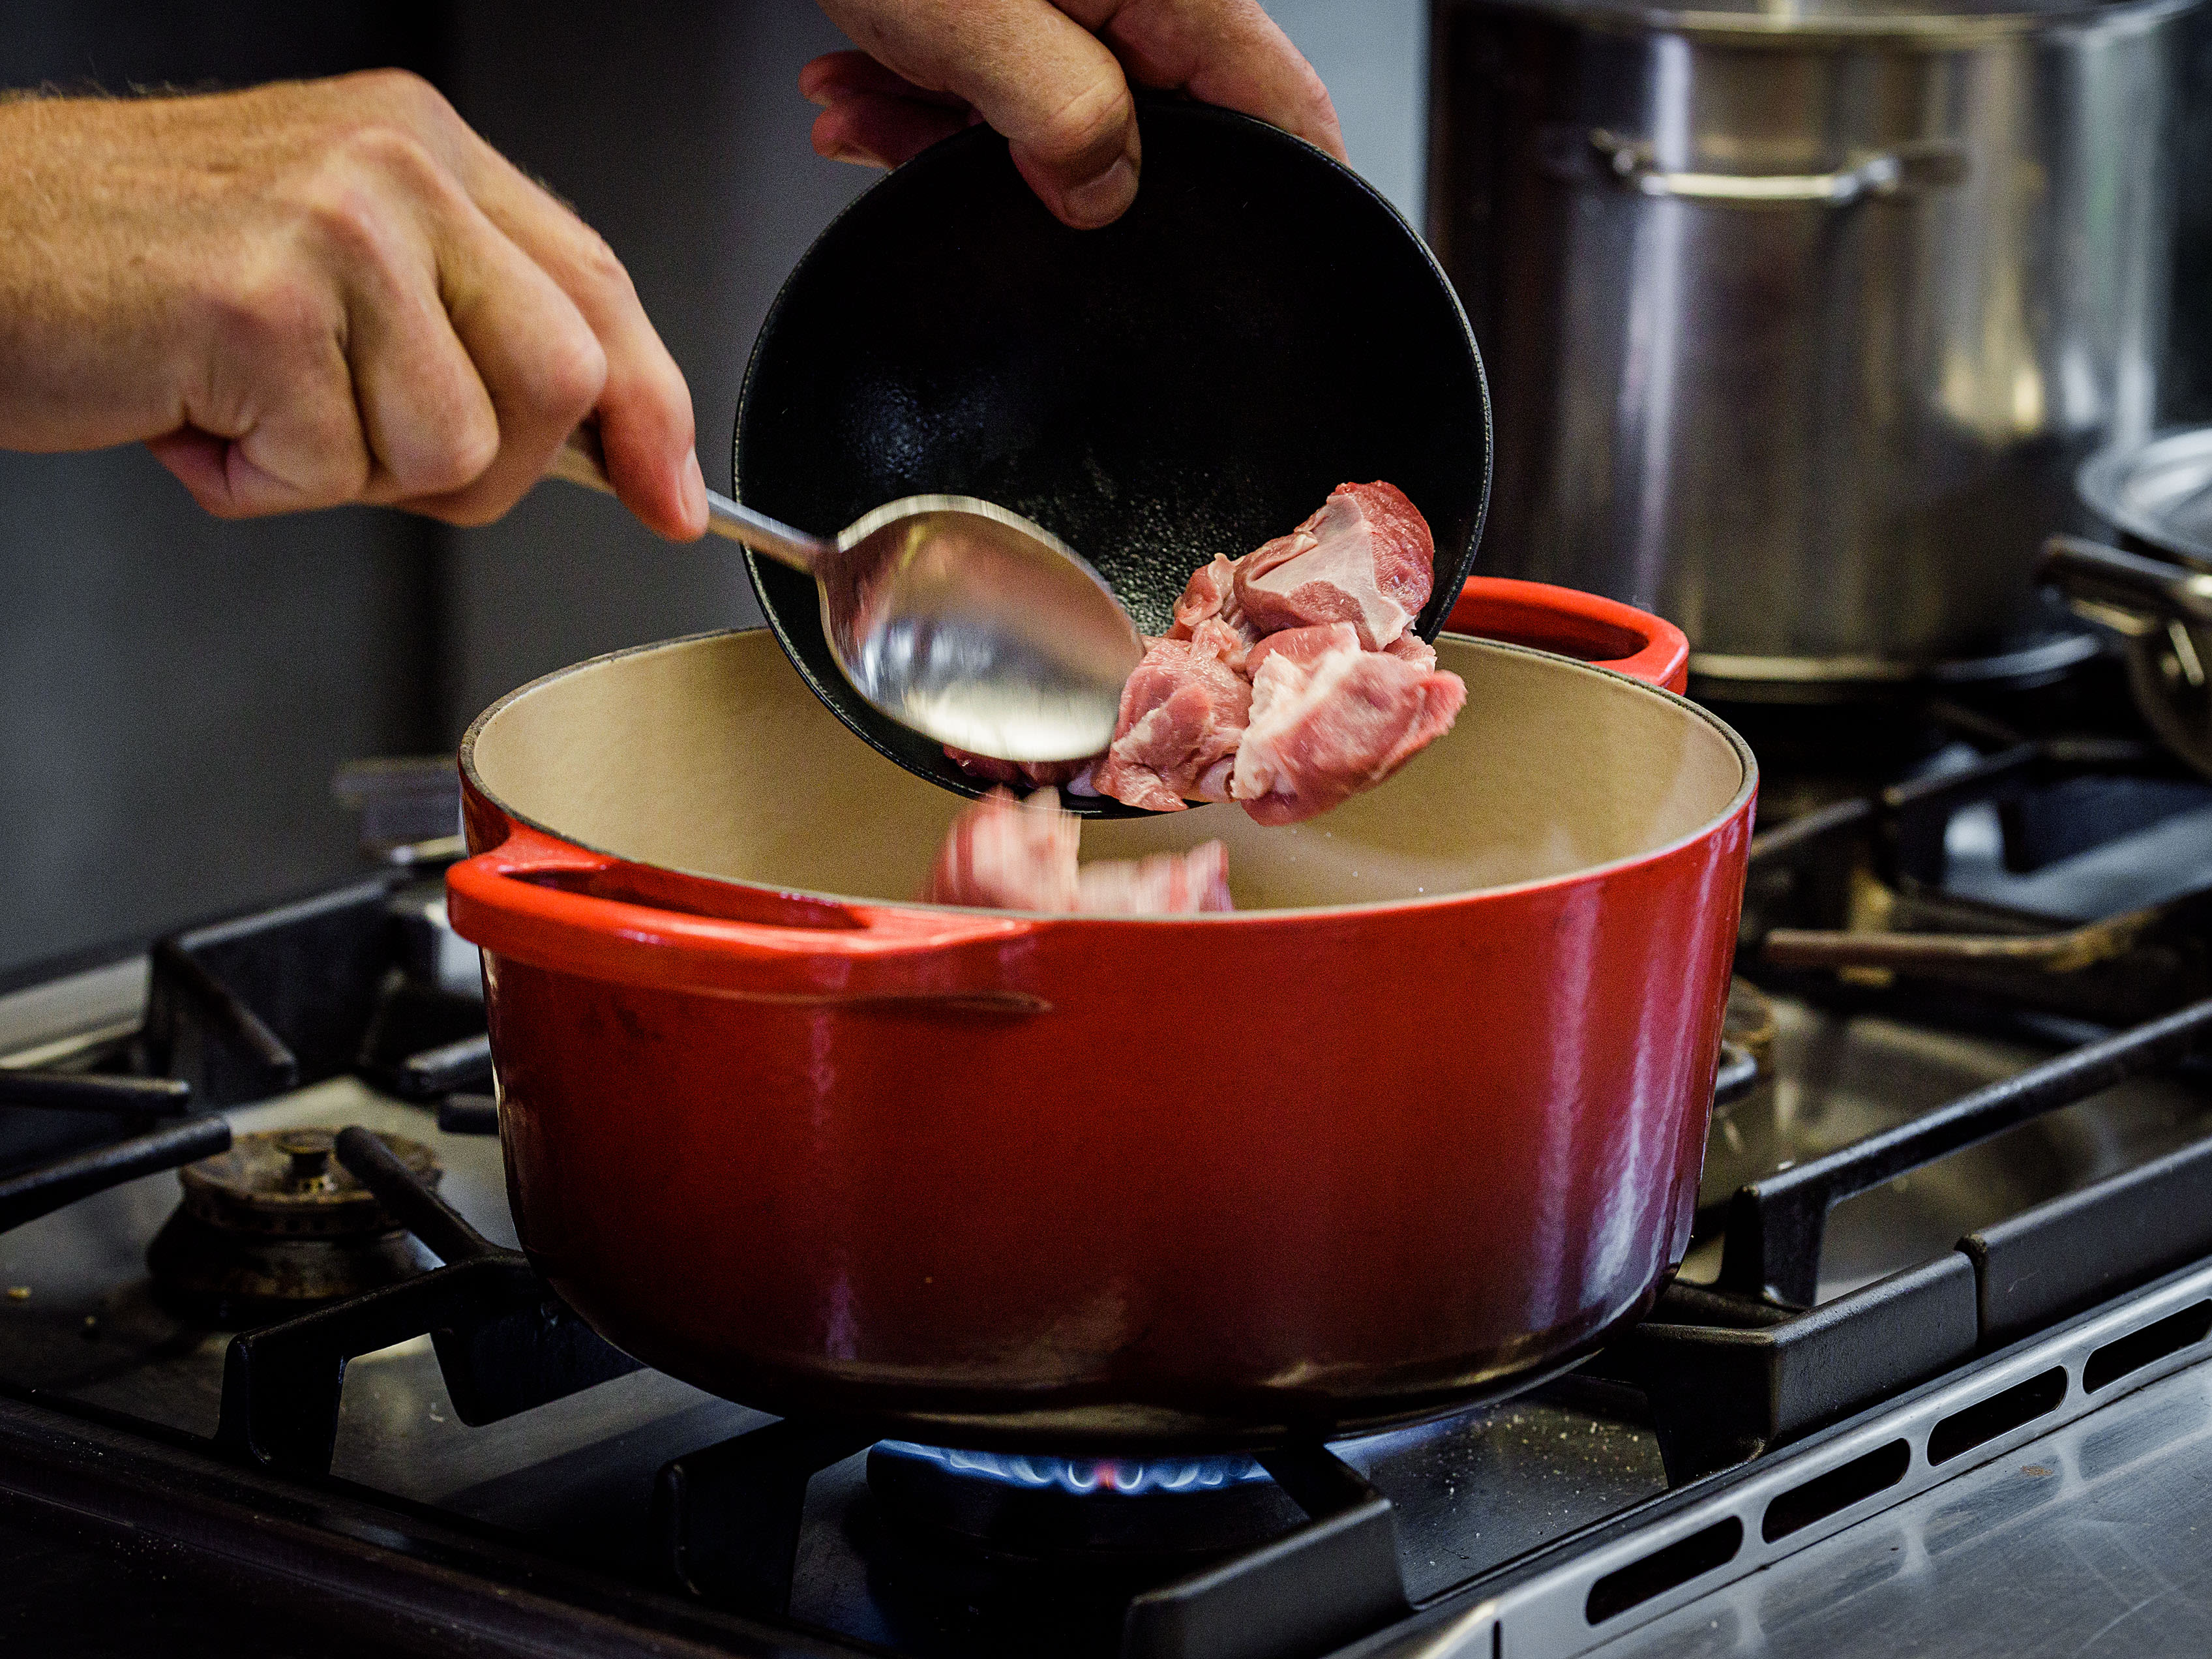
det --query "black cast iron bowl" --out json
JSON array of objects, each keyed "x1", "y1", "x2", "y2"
[{"x1": 732, "y1": 98, "x2": 1492, "y2": 816}]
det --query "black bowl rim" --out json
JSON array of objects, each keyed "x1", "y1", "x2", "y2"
[{"x1": 731, "y1": 95, "x2": 1493, "y2": 817}]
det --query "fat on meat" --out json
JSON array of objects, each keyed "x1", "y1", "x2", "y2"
[
  {"x1": 1088, "y1": 634, "x2": 1253, "y2": 813},
  {"x1": 1233, "y1": 481, "x2": 1435, "y2": 650},
  {"x1": 920, "y1": 788, "x2": 1233, "y2": 913},
  {"x1": 1231, "y1": 633, "x2": 1467, "y2": 827},
  {"x1": 1165, "y1": 554, "x2": 1259, "y2": 669}
]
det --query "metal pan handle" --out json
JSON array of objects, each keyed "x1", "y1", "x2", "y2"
[
  {"x1": 2039, "y1": 535, "x2": 2212, "y2": 778},
  {"x1": 1583, "y1": 130, "x2": 1965, "y2": 209},
  {"x1": 2039, "y1": 534, "x2": 2212, "y2": 634}
]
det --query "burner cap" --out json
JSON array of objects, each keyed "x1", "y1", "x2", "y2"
[
  {"x1": 147, "y1": 1129, "x2": 443, "y2": 1324},
  {"x1": 178, "y1": 1129, "x2": 439, "y2": 1238}
]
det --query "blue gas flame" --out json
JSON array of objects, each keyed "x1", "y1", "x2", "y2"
[{"x1": 878, "y1": 1441, "x2": 1271, "y2": 1496}]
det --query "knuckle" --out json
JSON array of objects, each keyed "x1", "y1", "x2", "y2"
[
  {"x1": 331, "y1": 121, "x2": 446, "y2": 199},
  {"x1": 293, "y1": 127, "x2": 446, "y2": 271},
  {"x1": 301, "y1": 172, "x2": 400, "y2": 267},
  {"x1": 449, "y1": 417, "x2": 503, "y2": 486},
  {"x1": 410, "y1": 414, "x2": 501, "y2": 498},
  {"x1": 212, "y1": 262, "x2": 337, "y2": 363},
  {"x1": 1031, "y1": 78, "x2": 1130, "y2": 172},
  {"x1": 540, "y1": 325, "x2": 610, "y2": 419},
  {"x1": 572, "y1": 227, "x2": 634, "y2": 297},
  {"x1": 351, "y1": 67, "x2": 457, "y2": 133}
]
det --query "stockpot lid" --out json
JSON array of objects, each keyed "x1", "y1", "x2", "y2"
[
  {"x1": 1454, "y1": 0, "x2": 2200, "y2": 40},
  {"x1": 2080, "y1": 428, "x2": 2212, "y2": 570}
]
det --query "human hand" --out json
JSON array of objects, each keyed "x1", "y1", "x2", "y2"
[
  {"x1": 0, "y1": 73, "x2": 706, "y2": 537},
  {"x1": 803, "y1": 0, "x2": 1345, "y2": 229}
]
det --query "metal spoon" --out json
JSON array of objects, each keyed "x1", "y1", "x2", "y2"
[{"x1": 548, "y1": 432, "x2": 1143, "y2": 764}]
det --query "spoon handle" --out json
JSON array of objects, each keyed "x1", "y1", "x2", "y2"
[{"x1": 550, "y1": 428, "x2": 832, "y2": 575}]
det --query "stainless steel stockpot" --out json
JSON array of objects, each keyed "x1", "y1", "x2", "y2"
[{"x1": 1429, "y1": 0, "x2": 2201, "y2": 691}]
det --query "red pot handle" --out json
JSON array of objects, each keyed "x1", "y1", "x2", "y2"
[
  {"x1": 446, "y1": 822, "x2": 1045, "y2": 1009},
  {"x1": 1446, "y1": 577, "x2": 1690, "y2": 695}
]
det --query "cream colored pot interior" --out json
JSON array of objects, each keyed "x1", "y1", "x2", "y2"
[{"x1": 466, "y1": 630, "x2": 1750, "y2": 912}]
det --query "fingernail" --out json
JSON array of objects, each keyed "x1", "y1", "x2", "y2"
[
  {"x1": 1062, "y1": 155, "x2": 1138, "y2": 228},
  {"x1": 682, "y1": 449, "x2": 707, "y2": 528}
]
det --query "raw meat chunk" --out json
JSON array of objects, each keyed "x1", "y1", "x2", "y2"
[
  {"x1": 1169, "y1": 554, "x2": 1240, "y2": 633},
  {"x1": 1166, "y1": 554, "x2": 1260, "y2": 662},
  {"x1": 1090, "y1": 636, "x2": 1253, "y2": 813},
  {"x1": 1181, "y1": 616, "x2": 1255, "y2": 675},
  {"x1": 1233, "y1": 481, "x2": 1435, "y2": 650},
  {"x1": 1244, "y1": 622, "x2": 1362, "y2": 678},
  {"x1": 1075, "y1": 843, "x2": 1234, "y2": 914},
  {"x1": 921, "y1": 788, "x2": 1233, "y2": 914},
  {"x1": 1083, "y1": 481, "x2": 1464, "y2": 822},
  {"x1": 919, "y1": 788, "x2": 1079, "y2": 910},
  {"x1": 1384, "y1": 633, "x2": 1439, "y2": 670},
  {"x1": 1231, "y1": 635, "x2": 1467, "y2": 827}
]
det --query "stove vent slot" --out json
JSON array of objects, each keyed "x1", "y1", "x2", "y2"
[
  {"x1": 2084, "y1": 1301, "x2": 2212, "y2": 1394},
  {"x1": 1926, "y1": 1368, "x2": 2066, "y2": 1465},
  {"x1": 1584, "y1": 1517, "x2": 1742, "y2": 1624},
  {"x1": 1759, "y1": 1439, "x2": 1909, "y2": 1542}
]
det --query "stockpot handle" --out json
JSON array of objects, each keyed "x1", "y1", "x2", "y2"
[
  {"x1": 2039, "y1": 534, "x2": 2212, "y2": 635},
  {"x1": 1587, "y1": 130, "x2": 1965, "y2": 209},
  {"x1": 445, "y1": 822, "x2": 1045, "y2": 1011},
  {"x1": 1446, "y1": 576, "x2": 1690, "y2": 694}
]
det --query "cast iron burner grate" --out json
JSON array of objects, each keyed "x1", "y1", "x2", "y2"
[
  {"x1": 1739, "y1": 702, "x2": 2212, "y2": 1026},
  {"x1": 143, "y1": 875, "x2": 491, "y2": 1106},
  {"x1": 1, "y1": 867, "x2": 490, "y2": 1186}
]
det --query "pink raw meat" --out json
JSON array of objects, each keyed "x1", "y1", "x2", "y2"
[
  {"x1": 1090, "y1": 635, "x2": 1253, "y2": 812},
  {"x1": 1384, "y1": 633, "x2": 1439, "y2": 670},
  {"x1": 1231, "y1": 633, "x2": 1467, "y2": 827},
  {"x1": 1233, "y1": 481, "x2": 1435, "y2": 650},
  {"x1": 921, "y1": 788, "x2": 1233, "y2": 913},
  {"x1": 1073, "y1": 481, "x2": 1466, "y2": 822},
  {"x1": 1244, "y1": 621, "x2": 1362, "y2": 677},
  {"x1": 1165, "y1": 554, "x2": 1260, "y2": 666},
  {"x1": 919, "y1": 787, "x2": 1079, "y2": 910},
  {"x1": 1075, "y1": 843, "x2": 1234, "y2": 914}
]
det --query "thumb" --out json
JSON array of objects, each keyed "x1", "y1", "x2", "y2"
[{"x1": 816, "y1": 0, "x2": 1141, "y2": 228}]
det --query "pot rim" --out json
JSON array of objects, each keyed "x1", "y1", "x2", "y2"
[
  {"x1": 1448, "y1": 0, "x2": 2200, "y2": 46},
  {"x1": 2080, "y1": 425, "x2": 2212, "y2": 570},
  {"x1": 457, "y1": 627, "x2": 1759, "y2": 925}
]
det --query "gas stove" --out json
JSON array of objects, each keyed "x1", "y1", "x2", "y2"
[{"x1": 3, "y1": 678, "x2": 2210, "y2": 1659}]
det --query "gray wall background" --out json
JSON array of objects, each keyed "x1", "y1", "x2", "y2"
[{"x1": 0, "y1": 0, "x2": 1422, "y2": 979}]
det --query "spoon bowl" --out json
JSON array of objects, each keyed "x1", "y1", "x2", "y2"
[{"x1": 822, "y1": 494, "x2": 1143, "y2": 761}]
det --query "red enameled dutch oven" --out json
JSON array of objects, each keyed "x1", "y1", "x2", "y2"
[{"x1": 445, "y1": 578, "x2": 1748, "y2": 1452}]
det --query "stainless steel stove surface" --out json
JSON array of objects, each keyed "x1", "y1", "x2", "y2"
[{"x1": 1, "y1": 710, "x2": 2209, "y2": 1659}]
